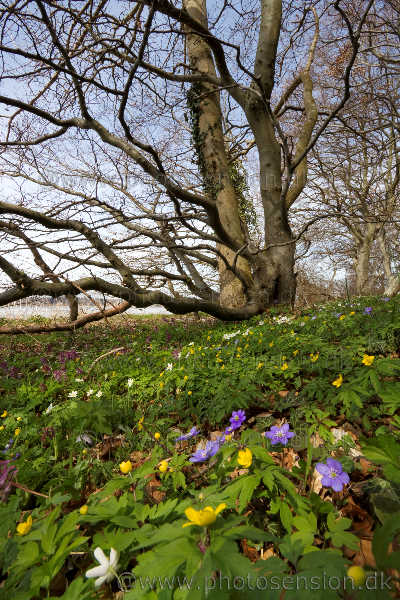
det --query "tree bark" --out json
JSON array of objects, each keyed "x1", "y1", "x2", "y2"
[{"x1": 183, "y1": 0, "x2": 252, "y2": 308}]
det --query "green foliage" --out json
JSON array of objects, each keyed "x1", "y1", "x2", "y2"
[{"x1": 1, "y1": 297, "x2": 400, "y2": 598}]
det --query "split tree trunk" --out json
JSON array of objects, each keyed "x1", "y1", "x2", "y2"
[{"x1": 183, "y1": 0, "x2": 252, "y2": 308}]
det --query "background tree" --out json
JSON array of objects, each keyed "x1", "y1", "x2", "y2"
[{"x1": 0, "y1": 0, "x2": 374, "y2": 331}]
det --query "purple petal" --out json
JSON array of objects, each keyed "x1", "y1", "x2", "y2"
[
  {"x1": 321, "y1": 475, "x2": 333, "y2": 487},
  {"x1": 316, "y1": 462, "x2": 331, "y2": 476},
  {"x1": 331, "y1": 478, "x2": 344, "y2": 492},
  {"x1": 326, "y1": 458, "x2": 342, "y2": 472},
  {"x1": 281, "y1": 423, "x2": 289, "y2": 433}
]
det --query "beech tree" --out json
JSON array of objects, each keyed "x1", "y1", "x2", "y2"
[{"x1": 0, "y1": 0, "x2": 374, "y2": 331}]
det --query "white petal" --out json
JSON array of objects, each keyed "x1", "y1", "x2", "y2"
[
  {"x1": 109, "y1": 548, "x2": 119, "y2": 569},
  {"x1": 94, "y1": 575, "x2": 108, "y2": 588},
  {"x1": 93, "y1": 547, "x2": 109, "y2": 568},
  {"x1": 86, "y1": 565, "x2": 107, "y2": 579}
]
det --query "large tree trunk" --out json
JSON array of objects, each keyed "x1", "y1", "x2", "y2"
[
  {"x1": 246, "y1": 104, "x2": 296, "y2": 307},
  {"x1": 354, "y1": 224, "x2": 378, "y2": 295},
  {"x1": 354, "y1": 241, "x2": 372, "y2": 295},
  {"x1": 183, "y1": 0, "x2": 252, "y2": 308},
  {"x1": 378, "y1": 230, "x2": 400, "y2": 297}
]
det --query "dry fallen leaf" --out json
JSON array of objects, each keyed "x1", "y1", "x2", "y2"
[{"x1": 310, "y1": 467, "x2": 323, "y2": 494}]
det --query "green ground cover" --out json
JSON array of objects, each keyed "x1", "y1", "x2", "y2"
[{"x1": 0, "y1": 297, "x2": 400, "y2": 599}]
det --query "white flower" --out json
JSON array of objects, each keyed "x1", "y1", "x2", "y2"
[
  {"x1": 75, "y1": 378, "x2": 84, "y2": 382},
  {"x1": 136, "y1": 357, "x2": 141, "y2": 362},
  {"x1": 166, "y1": 363, "x2": 173, "y2": 371},
  {"x1": 127, "y1": 378, "x2": 134, "y2": 388},
  {"x1": 85, "y1": 547, "x2": 119, "y2": 588},
  {"x1": 223, "y1": 330, "x2": 241, "y2": 340},
  {"x1": 44, "y1": 403, "x2": 54, "y2": 415},
  {"x1": 95, "y1": 390, "x2": 103, "y2": 398},
  {"x1": 68, "y1": 390, "x2": 78, "y2": 398},
  {"x1": 87, "y1": 389, "x2": 94, "y2": 396}
]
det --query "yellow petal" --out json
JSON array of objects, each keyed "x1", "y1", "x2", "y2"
[
  {"x1": 184, "y1": 507, "x2": 199, "y2": 524},
  {"x1": 214, "y1": 503, "x2": 226, "y2": 516}
]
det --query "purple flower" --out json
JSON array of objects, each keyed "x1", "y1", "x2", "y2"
[
  {"x1": 229, "y1": 410, "x2": 246, "y2": 430},
  {"x1": 53, "y1": 369, "x2": 66, "y2": 382},
  {"x1": 264, "y1": 423, "x2": 295, "y2": 446},
  {"x1": 336, "y1": 313, "x2": 343, "y2": 318},
  {"x1": 175, "y1": 427, "x2": 200, "y2": 442},
  {"x1": 383, "y1": 297, "x2": 390, "y2": 302},
  {"x1": 0, "y1": 459, "x2": 17, "y2": 502},
  {"x1": 316, "y1": 458, "x2": 350, "y2": 492},
  {"x1": 364, "y1": 307, "x2": 372, "y2": 314},
  {"x1": 189, "y1": 440, "x2": 219, "y2": 463}
]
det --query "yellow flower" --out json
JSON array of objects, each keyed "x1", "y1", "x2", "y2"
[
  {"x1": 15, "y1": 428, "x2": 21, "y2": 436},
  {"x1": 82, "y1": 449, "x2": 87, "y2": 455},
  {"x1": 16, "y1": 416, "x2": 22, "y2": 422},
  {"x1": 220, "y1": 365, "x2": 224, "y2": 370},
  {"x1": 269, "y1": 341, "x2": 274, "y2": 347},
  {"x1": 257, "y1": 362, "x2": 264, "y2": 369},
  {"x1": 154, "y1": 432, "x2": 161, "y2": 440},
  {"x1": 159, "y1": 382, "x2": 164, "y2": 389},
  {"x1": 160, "y1": 371, "x2": 164, "y2": 377},
  {"x1": 362, "y1": 354, "x2": 375, "y2": 366},
  {"x1": 183, "y1": 375, "x2": 188, "y2": 382},
  {"x1": 137, "y1": 417, "x2": 144, "y2": 431},
  {"x1": 339, "y1": 315, "x2": 346, "y2": 320},
  {"x1": 350, "y1": 311, "x2": 355, "y2": 316},
  {"x1": 182, "y1": 503, "x2": 226, "y2": 528},
  {"x1": 159, "y1": 460, "x2": 168, "y2": 473},
  {"x1": 16, "y1": 515, "x2": 32, "y2": 536},
  {"x1": 237, "y1": 448, "x2": 252, "y2": 469},
  {"x1": 293, "y1": 349, "x2": 299, "y2": 356},
  {"x1": 310, "y1": 353, "x2": 319, "y2": 362},
  {"x1": 347, "y1": 566, "x2": 366, "y2": 586},
  {"x1": 225, "y1": 434, "x2": 232, "y2": 441},
  {"x1": 281, "y1": 363, "x2": 288, "y2": 371},
  {"x1": 1, "y1": 410, "x2": 7, "y2": 418},
  {"x1": 188, "y1": 390, "x2": 192, "y2": 395},
  {"x1": 119, "y1": 460, "x2": 133, "y2": 474},
  {"x1": 332, "y1": 374, "x2": 343, "y2": 388},
  {"x1": 0, "y1": 425, "x2": 4, "y2": 431},
  {"x1": 79, "y1": 505, "x2": 88, "y2": 515}
]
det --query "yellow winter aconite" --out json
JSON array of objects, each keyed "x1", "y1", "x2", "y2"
[
  {"x1": 16, "y1": 515, "x2": 32, "y2": 536},
  {"x1": 281, "y1": 363, "x2": 288, "y2": 371},
  {"x1": 119, "y1": 460, "x2": 133, "y2": 474},
  {"x1": 362, "y1": 354, "x2": 375, "y2": 366},
  {"x1": 182, "y1": 503, "x2": 226, "y2": 528},
  {"x1": 159, "y1": 460, "x2": 168, "y2": 473},
  {"x1": 154, "y1": 432, "x2": 161, "y2": 440},
  {"x1": 14, "y1": 428, "x2": 21, "y2": 436},
  {"x1": 332, "y1": 374, "x2": 343, "y2": 388},
  {"x1": 237, "y1": 448, "x2": 252, "y2": 468},
  {"x1": 1, "y1": 410, "x2": 7, "y2": 418},
  {"x1": 80, "y1": 505, "x2": 89, "y2": 515},
  {"x1": 347, "y1": 566, "x2": 366, "y2": 586},
  {"x1": 137, "y1": 417, "x2": 144, "y2": 431},
  {"x1": 310, "y1": 353, "x2": 319, "y2": 362}
]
